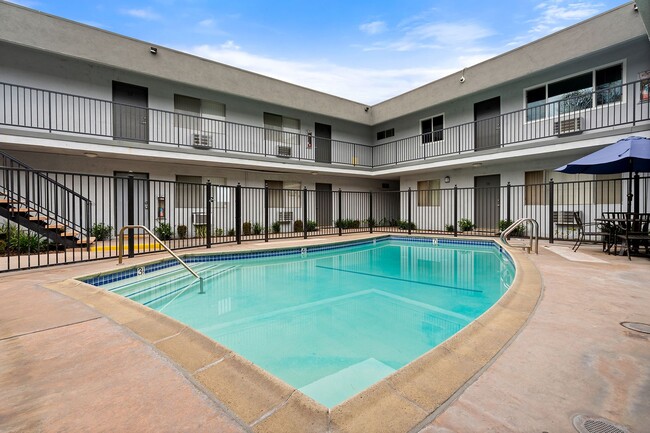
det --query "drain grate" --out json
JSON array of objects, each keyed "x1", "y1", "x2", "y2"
[
  {"x1": 621, "y1": 321, "x2": 650, "y2": 335},
  {"x1": 573, "y1": 415, "x2": 630, "y2": 433}
]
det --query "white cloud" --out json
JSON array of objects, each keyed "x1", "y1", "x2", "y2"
[
  {"x1": 187, "y1": 43, "x2": 452, "y2": 104},
  {"x1": 122, "y1": 8, "x2": 161, "y2": 21},
  {"x1": 199, "y1": 18, "x2": 214, "y2": 28},
  {"x1": 359, "y1": 21, "x2": 386, "y2": 35}
]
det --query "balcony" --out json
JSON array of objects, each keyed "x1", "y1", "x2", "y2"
[{"x1": 1, "y1": 80, "x2": 648, "y2": 170}]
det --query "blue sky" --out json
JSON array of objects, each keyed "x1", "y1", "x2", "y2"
[{"x1": 10, "y1": 0, "x2": 624, "y2": 104}]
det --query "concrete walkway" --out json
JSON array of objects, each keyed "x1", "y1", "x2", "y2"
[{"x1": 1, "y1": 237, "x2": 649, "y2": 432}]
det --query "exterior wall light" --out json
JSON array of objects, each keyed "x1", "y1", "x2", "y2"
[
  {"x1": 150, "y1": 47, "x2": 158, "y2": 55},
  {"x1": 444, "y1": 176, "x2": 451, "y2": 183}
]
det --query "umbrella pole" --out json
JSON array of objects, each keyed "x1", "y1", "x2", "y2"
[{"x1": 626, "y1": 170, "x2": 632, "y2": 219}]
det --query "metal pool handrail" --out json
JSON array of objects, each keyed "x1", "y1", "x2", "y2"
[
  {"x1": 117, "y1": 225, "x2": 203, "y2": 292},
  {"x1": 500, "y1": 218, "x2": 539, "y2": 254}
]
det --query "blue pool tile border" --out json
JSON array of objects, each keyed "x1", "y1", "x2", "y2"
[{"x1": 81, "y1": 235, "x2": 512, "y2": 287}]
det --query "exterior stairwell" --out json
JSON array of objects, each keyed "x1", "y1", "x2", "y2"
[{"x1": 0, "y1": 151, "x2": 95, "y2": 249}]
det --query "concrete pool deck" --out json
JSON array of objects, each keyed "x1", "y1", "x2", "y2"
[{"x1": 1, "y1": 234, "x2": 649, "y2": 432}]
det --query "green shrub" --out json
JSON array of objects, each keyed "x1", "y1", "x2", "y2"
[
  {"x1": 90, "y1": 223, "x2": 113, "y2": 241},
  {"x1": 154, "y1": 223, "x2": 173, "y2": 240},
  {"x1": 458, "y1": 218, "x2": 474, "y2": 232},
  {"x1": 242, "y1": 221, "x2": 252, "y2": 236},
  {"x1": 0, "y1": 239, "x2": 6, "y2": 255},
  {"x1": 195, "y1": 225, "x2": 207, "y2": 238},
  {"x1": 306, "y1": 220, "x2": 318, "y2": 231},
  {"x1": 499, "y1": 219, "x2": 524, "y2": 236},
  {"x1": 335, "y1": 219, "x2": 361, "y2": 229},
  {"x1": 215, "y1": 228, "x2": 224, "y2": 236},
  {"x1": 253, "y1": 223, "x2": 263, "y2": 235},
  {"x1": 294, "y1": 219, "x2": 304, "y2": 232},
  {"x1": 227, "y1": 228, "x2": 235, "y2": 236},
  {"x1": 7, "y1": 230, "x2": 47, "y2": 253},
  {"x1": 397, "y1": 220, "x2": 416, "y2": 230},
  {"x1": 366, "y1": 218, "x2": 376, "y2": 228},
  {"x1": 176, "y1": 225, "x2": 188, "y2": 239},
  {"x1": 272, "y1": 221, "x2": 281, "y2": 234},
  {"x1": 445, "y1": 224, "x2": 455, "y2": 232}
]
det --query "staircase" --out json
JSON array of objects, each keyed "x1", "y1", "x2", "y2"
[{"x1": 0, "y1": 151, "x2": 94, "y2": 249}]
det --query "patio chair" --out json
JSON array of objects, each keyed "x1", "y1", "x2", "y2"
[
  {"x1": 572, "y1": 212, "x2": 611, "y2": 252},
  {"x1": 617, "y1": 213, "x2": 650, "y2": 260}
]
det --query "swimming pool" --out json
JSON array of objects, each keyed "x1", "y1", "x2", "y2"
[{"x1": 84, "y1": 236, "x2": 514, "y2": 407}]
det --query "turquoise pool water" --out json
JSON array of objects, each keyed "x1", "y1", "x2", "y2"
[{"x1": 90, "y1": 237, "x2": 514, "y2": 407}]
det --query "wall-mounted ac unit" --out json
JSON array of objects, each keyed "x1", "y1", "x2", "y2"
[
  {"x1": 277, "y1": 145, "x2": 292, "y2": 157},
  {"x1": 278, "y1": 211, "x2": 293, "y2": 222},
  {"x1": 554, "y1": 117, "x2": 584, "y2": 135},
  {"x1": 192, "y1": 212, "x2": 207, "y2": 225},
  {"x1": 192, "y1": 133, "x2": 211, "y2": 149}
]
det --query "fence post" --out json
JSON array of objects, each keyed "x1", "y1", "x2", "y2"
[
  {"x1": 338, "y1": 188, "x2": 342, "y2": 236},
  {"x1": 548, "y1": 178, "x2": 555, "y2": 244},
  {"x1": 205, "y1": 180, "x2": 212, "y2": 249},
  {"x1": 85, "y1": 200, "x2": 92, "y2": 253},
  {"x1": 453, "y1": 185, "x2": 458, "y2": 237},
  {"x1": 127, "y1": 174, "x2": 134, "y2": 258},
  {"x1": 303, "y1": 187, "x2": 308, "y2": 239},
  {"x1": 264, "y1": 183, "x2": 269, "y2": 242},
  {"x1": 634, "y1": 173, "x2": 640, "y2": 216},
  {"x1": 369, "y1": 191, "x2": 373, "y2": 234},
  {"x1": 235, "y1": 183, "x2": 242, "y2": 245},
  {"x1": 407, "y1": 187, "x2": 412, "y2": 235},
  {"x1": 506, "y1": 182, "x2": 511, "y2": 223}
]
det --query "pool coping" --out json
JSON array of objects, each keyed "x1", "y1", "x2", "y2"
[{"x1": 44, "y1": 235, "x2": 541, "y2": 433}]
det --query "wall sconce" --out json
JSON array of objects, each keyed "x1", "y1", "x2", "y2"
[
  {"x1": 150, "y1": 47, "x2": 158, "y2": 55},
  {"x1": 444, "y1": 176, "x2": 451, "y2": 184}
]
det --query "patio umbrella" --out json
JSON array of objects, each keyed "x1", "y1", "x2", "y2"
[{"x1": 556, "y1": 136, "x2": 650, "y2": 215}]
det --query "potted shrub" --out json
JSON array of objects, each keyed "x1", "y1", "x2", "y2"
[
  {"x1": 294, "y1": 220, "x2": 304, "y2": 232},
  {"x1": 458, "y1": 218, "x2": 474, "y2": 232},
  {"x1": 176, "y1": 225, "x2": 188, "y2": 239},
  {"x1": 242, "y1": 221, "x2": 252, "y2": 236}
]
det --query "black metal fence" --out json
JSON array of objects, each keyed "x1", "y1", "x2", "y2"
[
  {"x1": 1, "y1": 167, "x2": 648, "y2": 272},
  {"x1": 2, "y1": 80, "x2": 649, "y2": 169}
]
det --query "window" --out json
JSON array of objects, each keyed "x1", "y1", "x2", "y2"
[
  {"x1": 525, "y1": 63, "x2": 623, "y2": 121},
  {"x1": 550, "y1": 171, "x2": 621, "y2": 205},
  {"x1": 174, "y1": 94, "x2": 225, "y2": 129},
  {"x1": 175, "y1": 175, "x2": 204, "y2": 207},
  {"x1": 421, "y1": 115, "x2": 443, "y2": 144},
  {"x1": 264, "y1": 113, "x2": 301, "y2": 146},
  {"x1": 417, "y1": 179, "x2": 441, "y2": 207},
  {"x1": 524, "y1": 171, "x2": 546, "y2": 205},
  {"x1": 266, "y1": 180, "x2": 302, "y2": 208},
  {"x1": 376, "y1": 128, "x2": 395, "y2": 141}
]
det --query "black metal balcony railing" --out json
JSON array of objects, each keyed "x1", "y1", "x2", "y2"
[{"x1": 1, "y1": 80, "x2": 649, "y2": 169}]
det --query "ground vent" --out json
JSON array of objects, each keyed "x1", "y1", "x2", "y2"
[{"x1": 572, "y1": 415, "x2": 630, "y2": 433}]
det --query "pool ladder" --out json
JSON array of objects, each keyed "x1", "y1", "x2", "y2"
[
  {"x1": 117, "y1": 225, "x2": 204, "y2": 294},
  {"x1": 499, "y1": 218, "x2": 539, "y2": 254}
]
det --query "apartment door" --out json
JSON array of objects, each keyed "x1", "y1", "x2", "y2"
[
  {"x1": 474, "y1": 97, "x2": 500, "y2": 150},
  {"x1": 315, "y1": 183, "x2": 333, "y2": 227},
  {"x1": 474, "y1": 174, "x2": 500, "y2": 232},
  {"x1": 114, "y1": 171, "x2": 150, "y2": 234},
  {"x1": 113, "y1": 81, "x2": 149, "y2": 142},
  {"x1": 315, "y1": 123, "x2": 332, "y2": 163}
]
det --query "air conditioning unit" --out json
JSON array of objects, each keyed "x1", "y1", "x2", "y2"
[
  {"x1": 278, "y1": 211, "x2": 293, "y2": 222},
  {"x1": 192, "y1": 133, "x2": 211, "y2": 149},
  {"x1": 277, "y1": 145, "x2": 292, "y2": 157},
  {"x1": 554, "y1": 117, "x2": 584, "y2": 135},
  {"x1": 192, "y1": 212, "x2": 207, "y2": 225}
]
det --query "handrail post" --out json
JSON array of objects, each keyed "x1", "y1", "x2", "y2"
[
  {"x1": 407, "y1": 187, "x2": 412, "y2": 235},
  {"x1": 369, "y1": 191, "x2": 373, "y2": 234},
  {"x1": 206, "y1": 180, "x2": 212, "y2": 249},
  {"x1": 548, "y1": 178, "x2": 555, "y2": 244},
  {"x1": 235, "y1": 183, "x2": 242, "y2": 244},
  {"x1": 453, "y1": 185, "x2": 458, "y2": 237},
  {"x1": 264, "y1": 183, "x2": 269, "y2": 242},
  {"x1": 127, "y1": 174, "x2": 135, "y2": 257},
  {"x1": 338, "y1": 188, "x2": 342, "y2": 236},
  {"x1": 303, "y1": 187, "x2": 308, "y2": 239}
]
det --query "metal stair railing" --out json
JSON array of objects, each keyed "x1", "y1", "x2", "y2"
[
  {"x1": 0, "y1": 151, "x2": 92, "y2": 244},
  {"x1": 499, "y1": 218, "x2": 539, "y2": 254},
  {"x1": 117, "y1": 225, "x2": 204, "y2": 293}
]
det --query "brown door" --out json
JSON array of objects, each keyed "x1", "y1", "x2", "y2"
[
  {"x1": 474, "y1": 174, "x2": 501, "y2": 232},
  {"x1": 113, "y1": 81, "x2": 149, "y2": 142},
  {"x1": 474, "y1": 97, "x2": 500, "y2": 150}
]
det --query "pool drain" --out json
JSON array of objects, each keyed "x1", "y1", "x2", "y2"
[
  {"x1": 620, "y1": 321, "x2": 650, "y2": 334},
  {"x1": 572, "y1": 415, "x2": 629, "y2": 433}
]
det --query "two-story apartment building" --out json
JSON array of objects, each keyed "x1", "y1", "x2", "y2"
[{"x1": 1, "y1": 0, "x2": 649, "y2": 243}]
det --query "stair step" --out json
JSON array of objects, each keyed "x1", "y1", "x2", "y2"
[
  {"x1": 29, "y1": 215, "x2": 49, "y2": 223},
  {"x1": 46, "y1": 223, "x2": 66, "y2": 231},
  {"x1": 0, "y1": 198, "x2": 20, "y2": 206},
  {"x1": 10, "y1": 207, "x2": 35, "y2": 214},
  {"x1": 62, "y1": 231, "x2": 80, "y2": 239},
  {"x1": 76, "y1": 236, "x2": 96, "y2": 246}
]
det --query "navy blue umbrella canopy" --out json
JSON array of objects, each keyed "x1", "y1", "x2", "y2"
[
  {"x1": 556, "y1": 136, "x2": 650, "y2": 216},
  {"x1": 556, "y1": 136, "x2": 650, "y2": 174}
]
